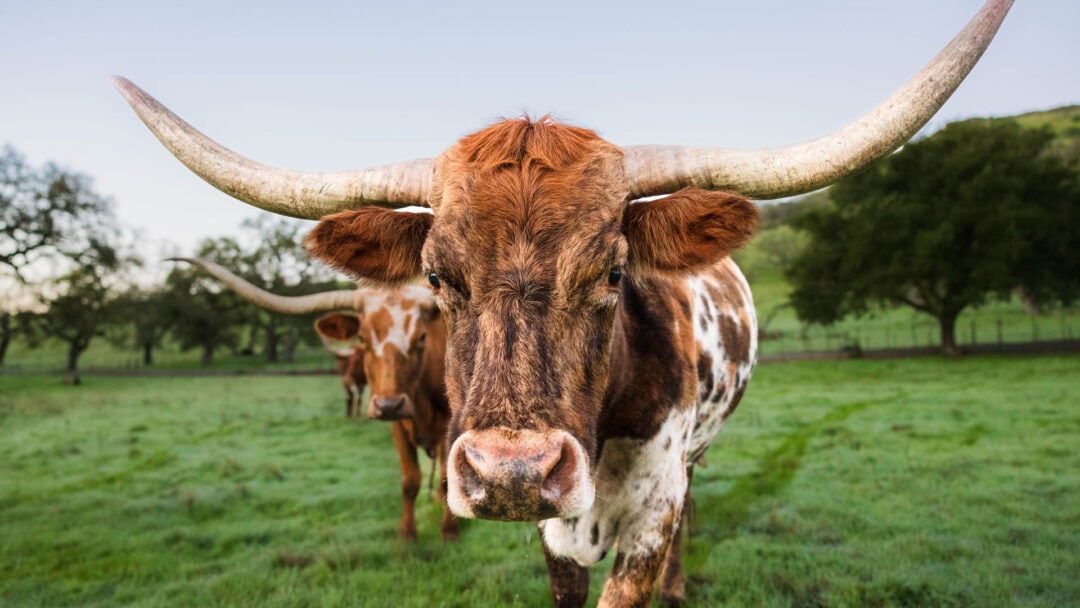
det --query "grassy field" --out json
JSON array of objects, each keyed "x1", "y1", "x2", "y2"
[{"x1": 2, "y1": 355, "x2": 1078, "y2": 607}]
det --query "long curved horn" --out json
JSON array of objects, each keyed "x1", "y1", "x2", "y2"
[
  {"x1": 112, "y1": 77, "x2": 433, "y2": 218},
  {"x1": 169, "y1": 257, "x2": 360, "y2": 314},
  {"x1": 624, "y1": 0, "x2": 1014, "y2": 200}
]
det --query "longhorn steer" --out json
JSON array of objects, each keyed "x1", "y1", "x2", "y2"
[
  {"x1": 119, "y1": 1, "x2": 1012, "y2": 603},
  {"x1": 172, "y1": 258, "x2": 457, "y2": 541}
]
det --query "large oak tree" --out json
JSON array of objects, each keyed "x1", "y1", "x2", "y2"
[{"x1": 786, "y1": 119, "x2": 1079, "y2": 355}]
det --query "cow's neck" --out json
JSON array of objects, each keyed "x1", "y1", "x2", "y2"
[
  {"x1": 598, "y1": 275, "x2": 691, "y2": 446},
  {"x1": 413, "y1": 319, "x2": 450, "y2": 455}
]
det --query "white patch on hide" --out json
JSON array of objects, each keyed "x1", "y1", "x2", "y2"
[
  {"x1": 540, "y1": 407, "x2": 695, "y2": 565},
  {"x1": 686, "y1": 259, "x2": 757, "y2": 463}
]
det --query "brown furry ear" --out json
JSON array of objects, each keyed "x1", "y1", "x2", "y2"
[
  {"x1": 314, "y1": 312, "x2": 362, "y2": 341},
  {"x1": 622, "y1": 188, "x2": 757, "y2": 273},
  {"x1": 305, "y1": 208, "x2": 433, "y2": 283}
]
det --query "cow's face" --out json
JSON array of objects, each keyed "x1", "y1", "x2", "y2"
[
  {"x1": 307, "y1": 118, "x2": 756, "y2": 521},
  {"x1": 315, "y1": 296, "x2": 437, "y2": 421}
]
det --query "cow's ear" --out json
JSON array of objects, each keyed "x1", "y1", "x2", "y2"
[
  {"x1": 622, "y1": 188, "x2": 757, "y2": 273},
  {"x1": 314, "y1": 312, "x2": 362, "y2": 341},
  {"x1": 305, "y1": 207, "x2": 433, "y2": 283}
]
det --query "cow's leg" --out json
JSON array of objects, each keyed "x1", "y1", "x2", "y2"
[
  {"x1": 597, "y1": 502, "x2": 682, "y2": 608},
  {"x1": 437, "y1": 439, "x2": 459, "y2": 541},
  {"x1": 658, "y1": 465, "x2": 694, "y2": 606},
  {"x1": 541, "y1": 530, "x2": 590, "y2": 608},
  {"x1": 391, "y1": 421, "x2": 421, "y2": 541},
  {"x1": 598, "y1": 456, "x2": 689, "y2": 607}
]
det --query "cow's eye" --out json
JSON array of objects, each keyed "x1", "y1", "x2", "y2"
[
  {"x1": 607, "y1": 268, "x2": 622, "y2": 286},
  {"x1": 428, "y1": 272, "x2": 440, "y2": 289},
  {"x1": 418, "y1": 332, "x2": 427, "y2": 343}
]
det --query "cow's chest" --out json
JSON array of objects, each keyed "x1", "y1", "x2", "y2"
[{"x1": 539, "y1": 406, "x2": 695, "y2": 566}]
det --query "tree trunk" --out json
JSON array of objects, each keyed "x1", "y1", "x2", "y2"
[
  {"x1": 0, "y1": 313, "x2": 10, "y2": 367},
  {"x1": 142, "y1": 341, "x2": 154, "y2": 366},
  {"x1": 265, "y1": 316, "x2": 279, "y2": 363},
  {"x1": 939, "y1": 312, "x2": 961, "y2": 356},
  {"x1": 245, "y1": 319, "x2": 260, "y2": 354},
  {"x1": 67, "y1": 342, "x2": 81, "y2": 372},
  {"x1": 65, "y1": 340, "x2": 86, "y2": 385},
  {"x1": 201, "y1": 343, "x2": 214, "y2": 367},
  {"x1": 283, "y1": 321, "x2": 298, "y2": 363}
]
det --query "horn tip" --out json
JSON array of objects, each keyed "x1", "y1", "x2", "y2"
[{"x1": 108, "y1": 75, "x2": 134, "y2": 91}]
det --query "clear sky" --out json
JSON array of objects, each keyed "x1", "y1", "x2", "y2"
[{"x1": 2, "y1": 0, "x2": 1077, "y2": 258}]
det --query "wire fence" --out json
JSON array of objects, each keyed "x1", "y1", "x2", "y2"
[
  {"x1": 3, "y1": 307, "x2": 1077, "y2": 375},
  {"x1": 758, "y1": 306, "x2": 1077, "y2": 356}
]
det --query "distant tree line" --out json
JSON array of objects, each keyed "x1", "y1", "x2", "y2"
[{"x1": 0, "y1": 145, "x2": 346, "y2": 381}]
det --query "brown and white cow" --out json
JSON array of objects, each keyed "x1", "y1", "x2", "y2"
[
  {"x1": 172, "y1": 258, "x2": 457, "y2": 541},
  {"x1": 119, "y1": 2, "x2": 1011, "y2": 603}
]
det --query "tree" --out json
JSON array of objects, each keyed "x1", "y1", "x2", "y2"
[
  {"x1": 194, "y1": 217, "x2": 339, "y2": 363},
  {"x1": 0, "y1": 311, "x2": 13, "y2": 366},
  {"x1": 0, "y1": 145, "x2": 115, "y2": 281},
  {"x1": 786, "y1": 118, "x2": 1079, "y2": 355},
  {"x1": 110, "y1": 286, "x2": 174, "y2": 366},
  {"x1": 162, "y1": 266, "x2": 246, "y2": 367},
  {"x1": 0, "y1": 145, "x2": 120, "y2": 367},
  {"x1": 20, "y1": 265, "x2": 117, "y2": 382}
]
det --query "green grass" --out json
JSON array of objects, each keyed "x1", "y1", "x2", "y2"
[{"x1": 2, "y1": 355, "x2": 1078, "y2": 606}]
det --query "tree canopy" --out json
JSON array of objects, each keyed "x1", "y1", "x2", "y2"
[{"x1": 786, "y1": 118, "x2": 1079, "y2": 354}]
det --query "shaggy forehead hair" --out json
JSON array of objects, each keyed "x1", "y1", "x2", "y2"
[{"x1": 428, "y1": 117, "x2": 629, "y2": 301}]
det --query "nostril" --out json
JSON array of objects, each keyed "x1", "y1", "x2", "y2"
[
  {"x1": 459, "y1": 445, "x2": 487, "y2": 501},
  {"x1": 540, "y1": 438, "x2": 578, "y2": 503},
  {"x1": 376, "y1": 396, "x2": 404, "y2": 412}
]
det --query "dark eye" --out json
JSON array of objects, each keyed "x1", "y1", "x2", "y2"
[
  {"x1": 428, "y1": 272, "x2": 440, "y2": 289},
  {"x1": 418, "y1": 332, "x2": 427, "y2": 343},
  {"x1": 607, "y1": 268, "x2": 622, "y2": 286}
]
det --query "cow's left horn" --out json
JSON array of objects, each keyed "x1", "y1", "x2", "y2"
[
  {"x1": 111, "y1": 77, "x2": 433, "y2": 219},
  {"x1": 623, "y1": 0, "x2": 1014, "y2": 200},
  {"x1": 168, "y1": 257, "x2": 361, "y2": 313}
]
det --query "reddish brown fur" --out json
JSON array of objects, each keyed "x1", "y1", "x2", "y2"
[
  {"x1": 623, "y1": 188, "x2": 757, "y2": 273},
  {"x1": 306, "y1": 117, "x2": 758, "y2": 605},
  {"x1": 305, "y1": 208, "x2": 433, "y2": 283},
  {"x1": 314, "y1": 304, "x2": 457, "y2": 541}
]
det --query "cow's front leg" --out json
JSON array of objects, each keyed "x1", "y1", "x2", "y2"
[
  {"x1": 658, "y1": 466, "x2": 694, "y2": 606},
  {"x1": 541, "y1": 529, "x2": 590, "y2": 608},
  {"x1": 391, "y1": 421, "x2": 421, "y2": 541},
  {"x1": 598, "y1": 504, "x2": 681, "y2": 608},
  {"x1": 346, "y1": 382, "x2": 366, "y2": 418},
  {"x1": 437, "y1": 440, "x2": 459, "y2": 541}
]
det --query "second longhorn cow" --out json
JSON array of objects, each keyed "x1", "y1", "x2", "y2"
[{"x1": 172, "y1": 258, "x2": 457, "y2": 541}]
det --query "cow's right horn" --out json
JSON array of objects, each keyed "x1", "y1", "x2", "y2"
[
  {"x1": 169, "y1": 257, "x2": 360, "y2": 314},
  {"x1": 113, "y1": 77, "x2": 433, "y2": 219},
  {"x1": 623, "y1": 0, "x2": 1014, "y2": 200}
]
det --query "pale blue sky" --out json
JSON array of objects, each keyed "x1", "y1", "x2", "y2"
[{"x1": 2, "y1": 0, "x2": 1077, "y2": 256}]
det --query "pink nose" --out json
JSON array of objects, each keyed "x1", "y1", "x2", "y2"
[{"x1": 446, "y1": 429, "x2": 594, "y2": 521}]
